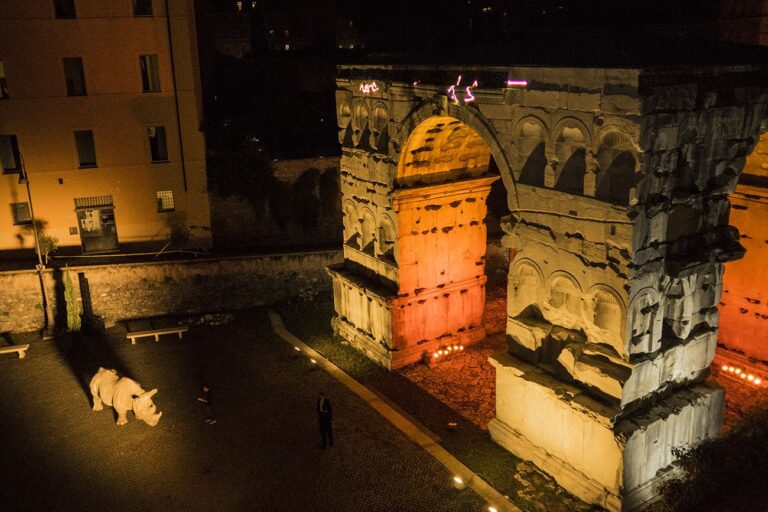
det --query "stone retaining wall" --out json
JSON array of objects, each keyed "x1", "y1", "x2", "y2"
[{"x1": 0, "y1": 250, "x2": 342, "y2": 334}]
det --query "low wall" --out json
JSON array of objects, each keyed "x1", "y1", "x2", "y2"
[{"x1": 0, "y1": 250, "x2": 342, "y2": 334}]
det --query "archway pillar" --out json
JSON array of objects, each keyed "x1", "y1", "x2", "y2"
[
  {"x1": 328, "y1": 174, "x2": 497, "y2": 369},
  {"x1": 583, "y1": 151, "x2": 599, "y2": 197},
  {"x1": 543, "y1": 151, "x2": 557, "y2": 188}
]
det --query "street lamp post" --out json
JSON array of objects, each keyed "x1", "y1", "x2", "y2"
[{"x1": 18, "y1": 154, "x2": 54, "y2": 338}]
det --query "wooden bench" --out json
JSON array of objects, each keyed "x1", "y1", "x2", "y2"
[
  {"x1": 126, "y1": 325, "x2": 188, "y2": 345},
  {"x1": 0, "y1": 344, "x2": 30, "y2": 359}
]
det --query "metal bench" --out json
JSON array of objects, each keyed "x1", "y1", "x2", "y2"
[
  {"x1": 125, "y1": 323, "x2": 188, "y2": 345},
  {"x1": 0, "y1": 344, "x2": 30, "y2": 359}
]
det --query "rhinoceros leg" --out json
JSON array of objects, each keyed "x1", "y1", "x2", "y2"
[
  {"x1": 116, "y1": 409, "x2": 128, "y2": 425},
  {"x1": 92, "y1": 394, "x2": 104, "y2": 411}
]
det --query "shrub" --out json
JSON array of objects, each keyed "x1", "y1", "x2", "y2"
[{"x1": 63, "y1": 266, "x2": 81, "y2": 332}]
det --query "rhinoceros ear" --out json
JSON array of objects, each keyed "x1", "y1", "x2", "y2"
[{"x1": 143, "y1": 389, "x2": 158, "y2": 399}]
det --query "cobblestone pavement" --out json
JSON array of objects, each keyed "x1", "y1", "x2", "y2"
[
  {"x1": 710, "y1": 369, "x2": 768, "y2": 430},
  {"x1": 399, "y1": 292, "x2": 507, "y2": 429},
  {"x1": 0, "y1": 309, "x2": 488, "y2": 512},
  {"x1": 400, "y1": 334, "x2": 504, "y2": 429}
]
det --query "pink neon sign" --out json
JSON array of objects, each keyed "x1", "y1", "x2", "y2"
[
  {"x1": 505, "y1": 79, "x2": 528, "y2": 87},
  {"x1": 447, "y1": 75, "x2": 478, "y2": 103},
  {"x1": 359, "y1": 81, "x2": 379, "y2": 94}
]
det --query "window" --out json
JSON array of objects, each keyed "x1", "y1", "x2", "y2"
[
  {"x1": 148, "y1": 126, "x2": 168, "y2": 162},
  {"x1": 133, "y1": 0, "x2": 152, "y2": 16},
  {"x1": 74, "y1": 130, "x2": 96, "y2": 168},
  {"x1": 139, "y1": 55, "x2": 160, "y2": 92},
  {"x1": 10, "y1": 202, "x2": 32, "y2": 225},
  {"x1": 0, "y1": 135, "x2": 20, "y2": 173},
  {"x1": 54, "y1": 0, "x2": 76, "y2": 18},
  {"x1": 156, "y1": 190, "x2": 175, "y2": 212},
  {"x1": 63, "y1": 57, "x2": 87, "y2": 96},
  {"x1": 0, "y1": 61, "x2": 8, "y2": 99}
]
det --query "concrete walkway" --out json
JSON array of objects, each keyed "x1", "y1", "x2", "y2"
[{"x1": 269, "y1": 309, "x2": 522, "y2": 512}]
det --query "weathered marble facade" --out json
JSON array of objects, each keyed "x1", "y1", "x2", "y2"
[{"x1": 328, "y1": 64, "x2": 768, "y2": 510}]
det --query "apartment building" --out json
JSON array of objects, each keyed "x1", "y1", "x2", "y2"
[{"x1": 0, "y1": 0, "x2": 211, "y2": 254}]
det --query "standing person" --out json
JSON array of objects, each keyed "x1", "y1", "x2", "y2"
[
  {"x1": 317, "y1": 391, "x2": 333, "y2": 448},
  {"x1": 198, "y1": 384, "x2": 216, "y2": 425}
]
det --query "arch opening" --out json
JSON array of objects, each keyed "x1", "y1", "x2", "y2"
[
  {"x1": 396, "y1": 115, "x2": 493, "y2": 187},
  {"x1": 392, "y1": 115, "x2": 507, "y2": 375}
]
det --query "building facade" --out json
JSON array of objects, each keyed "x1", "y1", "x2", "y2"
[{"x1": 0, "y1": 0, "x2": 211, "y2": 254}]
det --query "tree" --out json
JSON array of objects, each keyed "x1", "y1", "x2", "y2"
[{"x1": 38, "y1": 233, "x2": 58, "y2": 264}]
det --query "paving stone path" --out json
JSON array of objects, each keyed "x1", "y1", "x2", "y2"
[
  {"x1": 0, "y1": 309, "x2": 488, "y2": 512},
  {"x1": 400, "y1": 292, "x2": 507, "y2": 429},
  {"x1": 400, "y1": 334, "x2": 504, "y2": 429}
]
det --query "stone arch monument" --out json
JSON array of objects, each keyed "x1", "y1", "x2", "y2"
[{"x1": 327, "y1": 64, "x2": 768, "y2": 511}]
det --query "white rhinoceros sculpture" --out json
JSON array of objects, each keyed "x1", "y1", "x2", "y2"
[{"x1": 89, "y1": 368, "x2": 163, "y2": 426}]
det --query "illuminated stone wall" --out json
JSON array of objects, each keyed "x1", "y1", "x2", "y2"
[
  {"x1": 330, "y1": 64, "x2": 768, "y2": 511},
  {"x1": 720, "y1": 133, "x2": 768, "y2": 361},
  {"x1": 0, "y1": 250, "x2": 341, "y2": 334}
]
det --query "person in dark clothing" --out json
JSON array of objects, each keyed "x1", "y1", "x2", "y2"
[
  {"x1": 317, "y1": 391, "x2": 333, "y2": 448},
  {"x1": 198, "y1": 385, "x2": 216, "y2": 424}
]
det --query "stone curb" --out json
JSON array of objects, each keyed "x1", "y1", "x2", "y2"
[{"x1": 268, "y1": 309, "x2": 522, "y2": 512}]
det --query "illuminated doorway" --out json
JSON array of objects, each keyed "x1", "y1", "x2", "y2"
[{"x1": 74, "y1": 196, "x2": 119, "y2": 253}]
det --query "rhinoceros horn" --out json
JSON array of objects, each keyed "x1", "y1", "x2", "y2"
[{"x1": 134, "y1": 389, "x2": 162, "y2": 426}]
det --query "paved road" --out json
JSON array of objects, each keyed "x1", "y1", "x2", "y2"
[{"x1": 0, "y1": 309, "x2": 487, "y2": 512}]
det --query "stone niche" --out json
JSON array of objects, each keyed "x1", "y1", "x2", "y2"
[{"x1": 329, "y1": 64, "x2": 768, "y2": 511}]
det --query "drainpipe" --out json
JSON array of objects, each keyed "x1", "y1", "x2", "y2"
[{"x1": 165, "y1": 0, "x2": 188, "y2": 191}]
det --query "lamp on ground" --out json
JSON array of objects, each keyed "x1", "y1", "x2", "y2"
[{"x1": 18, "y1": 154, "x2": 53, "y2": 338}]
